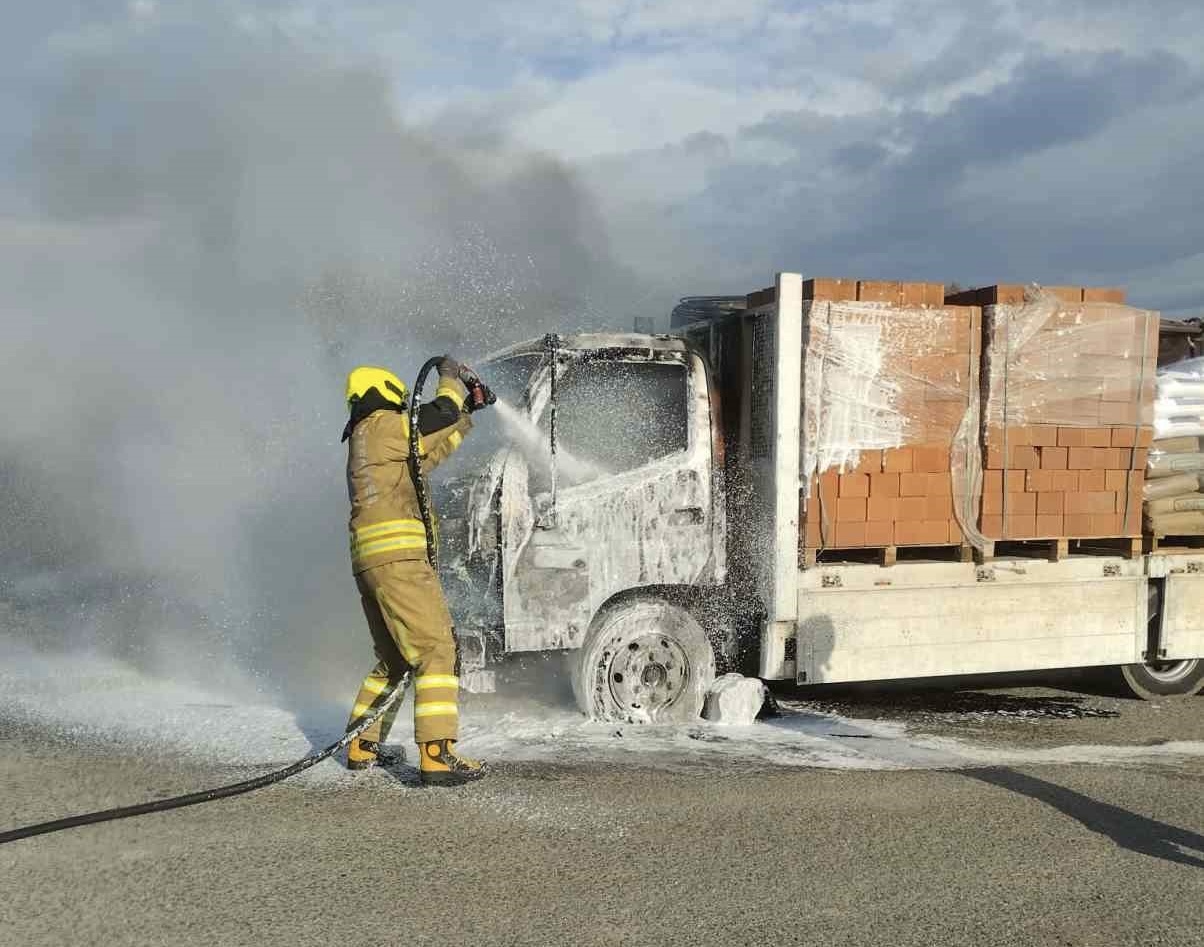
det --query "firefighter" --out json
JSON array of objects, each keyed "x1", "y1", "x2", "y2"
[{"x1": 340, "y1": 358, "x2": 488, "y2": 786}]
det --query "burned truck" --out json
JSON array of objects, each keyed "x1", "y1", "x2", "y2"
[
  {"x1": 436, "y1": 274, "x2": 1204, "y2": 721},
  {"x1": 436, "y1": 332, "x2": 732, "y2": 722}
]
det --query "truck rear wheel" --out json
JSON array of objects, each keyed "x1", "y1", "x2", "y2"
[
  {"x1": 572, "y1": 598, "x2": 716, "y2": 723},
  {"x1": 1119, "y1": 660, "x2": 1204, "y2": 699},
  {"x1": 1118, "y1": 580, "x2": 1204, "y2": 698}
]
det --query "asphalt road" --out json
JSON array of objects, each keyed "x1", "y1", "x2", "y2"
[{"x1": 1, "y1": 682, "x2": 1202, "y2": 947}]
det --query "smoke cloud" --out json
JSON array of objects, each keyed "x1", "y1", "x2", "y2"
[{"x1": 0, "y1": 27, "x2": 647, "y2": 712}]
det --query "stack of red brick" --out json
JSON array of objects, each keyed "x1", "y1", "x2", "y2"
[
  {"x1": 952, "y1": 284, "x2": 1158, "y2": 542},
  {"x1": 979, "y1": 426, "x2": 1149, "y2": 539},
  {"x1": 806, "y1": 445, "x2": 965, "y2": 549},
  {"x1": 746, "y1": 278, "x2": 982, "y2": 553},
  {"x1": 747, "y1": 276, "x2": 1161, "y2": 558}
]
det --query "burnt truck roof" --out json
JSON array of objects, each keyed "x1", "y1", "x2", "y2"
[{"x1": 482, "y1": 332, "x2": 691, "y2": 363}]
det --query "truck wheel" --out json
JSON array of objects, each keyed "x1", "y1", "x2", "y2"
[
  {"x1": 1118, "y1": 580, "x2": 1204, "y2": 698},
  {"x1": 572, "y1": 599, "x2": 717, "y2": 723},
  {"x1": 1119, "y1": 660, "x2": 1204, "y2": 699}
]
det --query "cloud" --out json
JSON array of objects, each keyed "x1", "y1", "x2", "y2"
[
  {"x1": 510, "y1": 57, "x2": 809, "y2": 158},
  {"x1": 340, "y1": 0, "x2": 1203, "y2": 309},
  {"x1": 584, "y1": 42, "x2": 1204, "y2": 309},
  {"x1": 905, "y1": 51, "x2": 1194, "y2": 174}
]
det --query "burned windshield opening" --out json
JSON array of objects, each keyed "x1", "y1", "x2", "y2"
[
  {"x1": 435, "y1": 353, "x2": 542, "y2": 478},
  {"x1": 480, "y1": 354, "x2": 541, "y2": 409},
  {"x1": 538, "y1": 359, "x2": 689, "y2": 484}
]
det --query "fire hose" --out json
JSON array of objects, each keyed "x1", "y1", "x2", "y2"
[
  {"x1": 408, "y1": 355, "x2": 495, "y2": 568},
  {"x1": 1, "y1": 356, "x2": 494, "y2": 846},
  {"x1": 0, "y1": 676, "x2": 409, "y2": 845}
]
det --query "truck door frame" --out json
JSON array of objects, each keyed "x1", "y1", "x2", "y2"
[{"x1": 499, "y1": 343, "x2": 721, "y2": 653}]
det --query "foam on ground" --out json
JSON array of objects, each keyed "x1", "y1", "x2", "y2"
[{"x1": 2, "y1": 636, "x2": 1201, "y2": 790}]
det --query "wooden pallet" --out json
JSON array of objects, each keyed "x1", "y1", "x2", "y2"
[
  {"x1": 1146, "y1": 534, "x2": 1204, "y2": 554},
  {"x1": 803, "y1": 535, "x2": 1145, "y2": 568},
  {"x1": 975, "y1": 536, "x2": 1143, "y2": 564},
  {"x1": 803, "y1": 543, "x2": 975, "y2": 569}
]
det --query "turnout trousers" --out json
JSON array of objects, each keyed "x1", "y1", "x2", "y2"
[{"x1": 345, "y1": 559, "x2": 459, "y2": 745}]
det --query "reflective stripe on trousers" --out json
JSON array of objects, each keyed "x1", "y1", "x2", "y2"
[
  {"x1": 413, "y1": 674, "x2": 459, "y2": 724},
  {"x1": 346, "y1": 662, "x2": 406, "y2": 745},
  {"x1": 346, "y1": 672, "x2": 459, "y2": 742}
]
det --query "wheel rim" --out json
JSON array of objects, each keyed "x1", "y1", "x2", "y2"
[
  {"x1": 604, "y1": 632, "x2": 691, "y2": 716},
  {"x1": 1140, "y1": 658, "x2": 1199, "y2": 684}
]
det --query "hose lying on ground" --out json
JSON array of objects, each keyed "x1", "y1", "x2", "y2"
[{"x1": 0, "y1": 676, "x2": 409, "y2": 846}]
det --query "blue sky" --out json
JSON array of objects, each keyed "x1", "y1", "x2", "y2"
[{"x1": 4, "y1": 0, "x2": 1204, "y2": 316}]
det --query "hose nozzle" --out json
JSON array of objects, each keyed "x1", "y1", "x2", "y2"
[{"x1": 458, "y1": 364, "x2": 496, "y2": 412}]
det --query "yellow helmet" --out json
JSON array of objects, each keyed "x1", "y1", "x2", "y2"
[{"x1": 345, "y1": 365, "x2": 407, "y2": 408}]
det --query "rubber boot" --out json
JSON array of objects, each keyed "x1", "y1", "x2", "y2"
[
  {"x1": 347, "y1": 739, "x2": 406, "y2": 771},
  {"x1": 418, "y1": 739, "x2": 485, "y2": 787}
]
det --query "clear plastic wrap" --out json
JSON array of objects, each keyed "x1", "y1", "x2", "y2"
[
  {"x1": 800, "y1": 300, "x2": 980, "y2": 480},
  {"x1": 981, "y1": 288, "x2": 1157, "y2": 433},
  {"x1": 972, "y1": 287, "x2": 1157, "y2": 542},
  {"x1": 796, "y1": 288, "x2": 1158, "y2": 551},
  {"x1": 799, "y1": 299, "x2": 987, "y2": 549}
]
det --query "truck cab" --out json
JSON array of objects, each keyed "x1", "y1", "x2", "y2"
[{"x1": 436, "y1": 333, "x2": 731, "y2": 720}]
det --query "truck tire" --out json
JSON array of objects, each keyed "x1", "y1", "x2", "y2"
[
  {"x1": 572, "y1": 598, "x2": 717, "y2": 723},
  {"x1": 1119, "y1": 660, "x2": 1204, "y2": 699},
  {"x1": 1117, "y1": 580, "x2": 1204, "y2": 698}
]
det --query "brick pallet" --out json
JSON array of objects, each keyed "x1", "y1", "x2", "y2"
[
  {"x1": 980, "y1": 424, "x2": 1149, "y2": 541},
  {"x1": 775, "y1": 278, "x2": 982, "y2": 566},
  {"x1": 956, "y1": 283, "x2": 1158, "y2": 551},
  {"x1": 803, "y1": 445, "x2": 975, "y2": 567},
  {"x1": 759, "y1": 278, "x2": 1161, "y2": 567}
]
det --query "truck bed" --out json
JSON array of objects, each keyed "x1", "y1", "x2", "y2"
[{"x1": 794, "y1": 551, "x2": 1204, "y2": 685}]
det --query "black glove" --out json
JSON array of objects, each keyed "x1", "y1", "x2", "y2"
[{"x1": 437, "y1": 355, "x2": 460, "y2": 379}]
